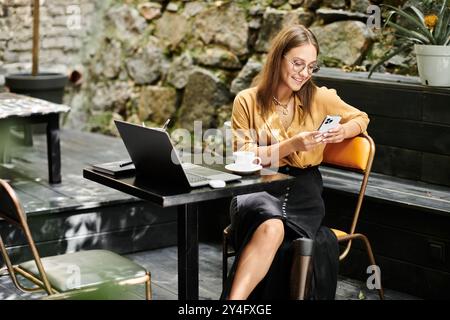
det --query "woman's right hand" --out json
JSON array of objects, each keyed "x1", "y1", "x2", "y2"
[{"x1": 290, "y1": 131, "x2": 324, "y2": 152}]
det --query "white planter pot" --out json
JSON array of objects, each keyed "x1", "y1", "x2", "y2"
[{"x1": 414, "y1": 44, "x2": 450, "y2": 87}]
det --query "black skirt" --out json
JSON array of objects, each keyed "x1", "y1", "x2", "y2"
[{"x1": 221, "y1": 166, "x2": 339, "y2": 300}]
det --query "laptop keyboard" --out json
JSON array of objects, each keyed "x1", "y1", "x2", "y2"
[
  {"x1": 185, "y1": 173, "x2": 209, "y2": 183},
  {"x1": 185, "y1": 166, "x2": 224, "y2": 177},
  {"x1": 183, "y1": 163, "x2": 240, "y2": 184}
]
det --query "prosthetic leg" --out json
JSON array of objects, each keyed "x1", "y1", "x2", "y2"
[{"x1": 290, "y1": 237, "x2": 314, "y2": 300}]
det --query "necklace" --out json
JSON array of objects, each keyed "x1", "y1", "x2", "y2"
[{"x1": 273, "y1": 95, "x2": 291, "y2": 115}]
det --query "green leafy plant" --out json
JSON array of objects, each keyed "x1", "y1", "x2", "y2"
[{"x1": 369, "y1": 0, "x2": 450, "y2": 77}]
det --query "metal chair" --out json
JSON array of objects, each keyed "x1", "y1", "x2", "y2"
[
  {"x1": 0, "y1": 179, "x2": 152, "y2": 300},
  {"x1": 222, "y1": 133, "x2": 384, "y2": 299},
  {"x1": 321, "y1": 133, "x2": 383, "y2": 299}
]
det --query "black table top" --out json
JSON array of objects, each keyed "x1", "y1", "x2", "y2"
[{"x1": 83, "y1": 167, "x2": 294, "y2": 207}]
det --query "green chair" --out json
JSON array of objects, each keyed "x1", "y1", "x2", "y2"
[
  {"x1": 0, "y1": 179, "x2": 152, "y2": 300},
  {"x1": 42, "y1": 281, "x2": 147, "y2": 300}
]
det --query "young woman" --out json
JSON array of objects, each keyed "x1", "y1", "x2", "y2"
[{"x1": 221, "y1": 25, "x2": 369, "y2": 300}]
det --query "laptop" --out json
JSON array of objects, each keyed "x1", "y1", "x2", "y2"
[{"x1": 114, "y1": 120, "x2": 241, "y2": 187}]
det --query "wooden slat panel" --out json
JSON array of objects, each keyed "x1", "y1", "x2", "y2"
[
  {"x1": 339, "y1": 249, "x2": 450, "y2": 299},
  {"x1": 1, "y1": 202, "x2": 177, "y2": 249},
  {"x1": 314, "y1": 78, "x2": 423, "y2": 120},
  {"x1": 1, "y1": 221, "x2": 177, "y2": 265},
  {"x1": 320, "y1": 167, "x2": 450, "y2": 215},
  {"x1": 323, "y1": 193, "x2": 450, "y2": 241},
  {"x1": 371, "y1": 145, "x2": 422, "y2": 181},
  {"x1": 338, "y1": 217, "x2": 450, "y2": 272},
  {"x1": 369, "y1": 116, "x2": 450, "y2": 156},
  {"x1": 422, "y1": 153, "x2": 450, "y2": 186},
  {"x1": 323, "y1": 186, "x2": 450, "y2": 299},
  {"x1": 423, "y1": 92, "x2": 450, "y2": 125},
  {"x1": 371, "y1": 145, "x2": 450, "y2": 187}
]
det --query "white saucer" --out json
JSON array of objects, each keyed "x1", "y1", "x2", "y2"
[{"x1": 225, "y1": 163, "x2": 263, "y2": 174}]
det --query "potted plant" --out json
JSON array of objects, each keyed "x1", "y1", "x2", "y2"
[
  {"x1": 369, "y1": 0, "x2": 450, "y2": 86},
  {"x1": 5, "y1": 0, "x2": 68, "y2": 105}
]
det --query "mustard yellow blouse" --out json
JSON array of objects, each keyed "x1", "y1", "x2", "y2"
[{"x1": 231, "y1": 86, "x2": 370, "y2": 168}]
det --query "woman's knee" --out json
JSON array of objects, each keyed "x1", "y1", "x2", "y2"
[{"x1": 257, "y1": 219, "x2": 285, "y2": 244}]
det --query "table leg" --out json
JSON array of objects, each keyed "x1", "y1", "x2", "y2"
[
  {"x1": 23, "y1": 124, "x2": 33, "y2": 146},
  {"x1": 177, "y1": 203, "x2": 199, "y2": 300},
  {"x1": 46, "y1": 114, "x2": 61, "y2": 184},
  {"x1": 0, "y1": 125, "x2": 8, "y2": 163}
]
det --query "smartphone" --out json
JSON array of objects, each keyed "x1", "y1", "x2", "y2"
[{"x1": 317, "y1": 115, "x2": 342, "y2": 133}]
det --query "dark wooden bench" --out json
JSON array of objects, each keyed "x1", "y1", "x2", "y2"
[
  {"x1": 321, "y1": 166, "x2": 450, "y2": 299},
  {"x1": 310, "y1": 68, "x2": 450, "y2": 298},
  {"x1": 321, "y1": 166, "x2": 450, "y2": 215},
  {"x1": 0, "y1": 129, "x2": 177, "y2": 267}
]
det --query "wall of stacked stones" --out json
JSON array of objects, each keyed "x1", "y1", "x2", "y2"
[
  {"x1": 0, "y1": 0, "x2": 96, "y2": 79},
  {"x1": 0, "y1": 0, "x2": 417, "y2": 134}
]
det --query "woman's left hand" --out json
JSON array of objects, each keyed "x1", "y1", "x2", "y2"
[{"x1": 321, "y1": 124, "x2": 346, "y2": 144}]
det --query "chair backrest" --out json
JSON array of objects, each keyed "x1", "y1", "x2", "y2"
[
  {"x1": 321, "y1": 134, "x2": 375, "y2": 253},
  {"x1": 0, "y1": 179, "x2": 25, "y2": 226},
  {"x1": 322, "y1": 134, "x2": 374, "y2": 172},
  {"x1": 0, "y1": 179, "x2": 53, "y2": 294}
]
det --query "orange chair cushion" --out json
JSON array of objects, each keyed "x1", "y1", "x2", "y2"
[
  {"x1": 323, "y1": 136, "x2": 370, "y2": 171},
  {"x1": 331, "y1": 228, "x2": 348, "y2": 239}
]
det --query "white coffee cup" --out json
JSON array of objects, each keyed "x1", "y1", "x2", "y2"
[{"x1": 233, "y1": 151, "x2": 261, "y2": 168}]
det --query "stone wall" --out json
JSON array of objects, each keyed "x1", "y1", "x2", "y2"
[
  {"x1": 0, "y1": 0, "x2": 112, "y2": 126},
  {"x1": 0, "y1": 0, "x2": 102, "y2": 77},
  {"x1": 0, "y1": 0, "x2": 419, "y2": 134}
]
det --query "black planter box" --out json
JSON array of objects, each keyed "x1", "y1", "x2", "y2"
[
  {"x1": 5, "y1": 73, "x2": 67, "y2": 103},
  {"x1": 313, "y1": 68, "x2": 450, "y2": 187}
]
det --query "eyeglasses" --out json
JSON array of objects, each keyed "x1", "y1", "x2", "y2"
[{"x1": 284, "y1": 55, "x2": 320, "y2": 75}]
